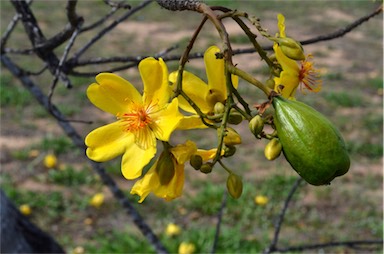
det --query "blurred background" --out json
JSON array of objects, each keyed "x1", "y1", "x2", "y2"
[{"x1": 1, "y1": 0, "x2": 382, "y2": 253}]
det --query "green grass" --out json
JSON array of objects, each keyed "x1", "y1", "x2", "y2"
[
  {"x1": 47, "y1": 165, "x2": 97, "y2": 186},
  {"x1": 324, "y1": 91, "x2": 365, "y2": 107},
  {"x1": 0, "y1": 74, "x2": 32, "y2": 108}
]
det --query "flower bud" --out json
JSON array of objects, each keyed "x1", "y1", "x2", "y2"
[
  {"x1": 249, "y1": 115, "x2": 264, "y2": 136},
  {"x1": 19, "y1": 204, "x2": 32, "y2": 216},
  {"x1": 276, "y1": 37, "x2": 305, "y2": 60},
  {"x1": 156, "y1": 151, "x2": 175, "y2": 185},
  {"x1": 226, "y1": 173, "x2": 243, "y2": 199},
  {"x1": 213, "y1": 102, "x2": 225, "y2": 115},
  {"x1": 221, "y1": 127, "x2": 242, "y2": 146},
  {"x1": 200, "y1": 162, "x2": 213, "y2": 174},
  {"x1": 228, "y1": 110, "x2": 243, "y2": 125},
  {"x1": 264, "y1": 138, "x2": 282, "y2": 160},
  {"x1": 190, "y1": 154, "x2": 203, "y2": 170},
  {"x1": 223, "y1": 145, "x2": 236, "y2": 157},
  {"x1": 89, "y1": 193, "x2": 105, "y2": 208},
  {"x1": 44, "y1": 154, "x2": 57, "y2": 169}
]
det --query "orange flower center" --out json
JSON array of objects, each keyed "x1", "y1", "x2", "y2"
[
  {"x1": 298, "y1": 55, "x2": 322, "y2": 93},
  {"x1": 118, "y1": 103, "x2": 152, "y2": 132}
]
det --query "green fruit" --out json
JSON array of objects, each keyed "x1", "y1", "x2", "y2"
[{"x1": 273, "y1": 96, "x2": 350, "y2": 185}]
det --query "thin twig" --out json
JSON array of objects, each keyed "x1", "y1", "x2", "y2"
[
  {"x1": 263, "y1": 178, "x2": 303, "y2": 254},
  {"x1": 211, "y1": 190, "x2": 228, "y2": 254},
  {"x1": 275, "y1": 239, "x2": 384, "y2": 253},
  {"x1": 1, "y1": 54, "x2": 169, "y2": 254},
  {"x1": 69, "y1": 0, "x2": 152, "y2": 62}
]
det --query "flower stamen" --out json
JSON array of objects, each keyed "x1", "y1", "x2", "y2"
[{"x1": 298, "y1": 55, "x2": 322, "y2": 93}]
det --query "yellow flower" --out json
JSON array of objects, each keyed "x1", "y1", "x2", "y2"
[
  {"x1": 89, "y1": 193, "x2": 104, "y2": 208},
  {"x1": 169, "y1": 46, "x2": 238, "y2": 129},
  {"x1": 178, "y1": 242, "x2": 196, "y2": 254},
  {"x1": 85, "y1": 58, "x2": 183, "y2": 179},
  {"x1": 44, "y1": 154, "x2": 57, "y2": 169},
  {"x1": 165, "y1": 223, "x2": 181, "y2": 237},
  {"x1": 130, "y1": 140, "x2": 217, "y2": 203},
  {"x1": 19, "y1": 204, "x2": 32, "y2": 216},
  {"x1": 273, "y1": 14, "x2": 321, "y2": 99},
  {"x1": 254, "y1": 195, "x2": 269, "y2": 206}
]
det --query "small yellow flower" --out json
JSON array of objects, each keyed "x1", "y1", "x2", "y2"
[
  {"x1": 19, "y1": 204, "x2": 32, "y2": 216},
  {"x1": 165, "y1": 223, "x2": 181, "y2": 237},
  {"x1": 85, "y1": 58, "x2": 183, "y2": 180},
  {"x1": 178, "y1": 242, "x2": 196, "y2": 254},
  {"x1": 254, "y1": 195, "x2": 269, "y2": 206},
  {"x1": 44, "y1": 154, "x2": 57, "y2": 169},
  {"x1": 89, "y1": 193, "x2": 104, "y2": 208},
  {"x1": 169, "y1": 46, "x2": 238, "y2": 129},
  {"x1": 273, "y1": 14, "x2": 321, "y2": 99},
  {"x1": 72, "y1": 246, "x2": 85, "y2": 254},
  {"x1": 130, "y1": 141, "x2": 218, "y2": 203},
  {"x1": 83, "y1": 217, "x2": 93, "y2": 225}
]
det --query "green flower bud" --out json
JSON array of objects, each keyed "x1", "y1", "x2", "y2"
[
  {"x1": 249, "y1": 115, "x2": 264, "y2": 136},
  {"x1": 266, "y1": 78, "x2": 276, "y2": 89},
  {"x1": 228, "y1": 111, "x2": 243, "y2": 125},
  {"x1": 200, "y1": 162, "x2": 213, "y2": 174},
  {"x1": 156, "y1": 151, "x2": 175, "y2": 185},
  {"x1": 276, "y1": 37, "x2": 305, "y2": 60},
  {"x1": 264, "y1": 138, "x2": 282, "y2": 160},
  {"x1": 221, "y1": 127, "x2": 242, "y2": 146},
  {"x1": 223, "y1": 145, "x2": 236, "y2": 157},
  {"x1": 213, "y1": 102, "x2": 225, "y2": 115},
  {"x1": 190, "y1": 154, "x2": 203, "y2": 170},
  {"x1": 226, "y1": 173, "x2": 243, "y2": 199}
]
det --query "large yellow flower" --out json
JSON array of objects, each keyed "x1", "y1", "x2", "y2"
[
  {"x1": 85, "y1": 58, "x2": 183, "y2": 180},
  {"x1": 169, "y1": 46, "x2": 238, "y2": 128},
  {"x1": 273, "y1": 14, "x2": 321, "y2": 99},
  {"x1": 130, "y1": 140, "x2": 217, "y2": 202}
]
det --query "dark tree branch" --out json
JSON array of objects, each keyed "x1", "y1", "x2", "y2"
[
  {"x1": 156, "y1": 0, "x2": 201, "y2": 11},
  {"x1": 103, "y1": 0, "x2": 131, "y2": 9},
  {"x1": 68, "y1": 0, "x2": 152, "y2": 62},
  {"x1": 211, "y1": 190, "x2": 227, "y2": 254},
  {"x1": 1, "y1": 54, "x2": 169, "y2": 254},
  {"x1": 80, "y1": 6, "x2": 120, "y2": 32},
  {"x1": 263, "y1": 178, "x2": 303, "y2": 254},
  {"x1": 275, "y1": 240, "x2": 384, "y2": 253}
]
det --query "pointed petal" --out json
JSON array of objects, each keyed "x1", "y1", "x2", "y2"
[
  {"x1": 121, "y1": 141, "x2": 157, "y2": 180},
  {"x1": 277, "y1": 13, "x2": 286, "y2": 37},
  {"x1": 87, "y1": 73, "x2": 142, "y2": 115},
  {"x1": 176, "y1": 115, "x2": 209, "y2": 130},
  {"x1": 140, "y1": 58, "x2": 171, "y2": 106},
  {"x1": 196, "y1": 148, "x2": 219, "y2": 161},
  {"x1": 205, "y1": 46, "x2": 226, "y2": 94},
  {"x1": 151, "y1": 98, "x2": 183, "y2": 141},
  {"x1": 171, "y1": 140, "x2": 197, "y2": 164},
  {"x1": 169, "y1": 71, "x2": 212, "y2": 114},
  {"x1": 130, "y1": 162, "x2": 160, "y2": 203},
  {"x1": 274, "y1": 45, "x2": 299, "y2": 73},
  {"x1": 85, "y1": 121, "x2": 128, "y2": 162}
]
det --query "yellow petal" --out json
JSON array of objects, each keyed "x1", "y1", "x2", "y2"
[
  {"x1": 171, "y1": 140, "x2": 197, "y2": 164},
  {"x1": 176, "y1": 115, "x2": 209, "y2": 130},
  {"x1": 85, "y1": 121, "x2": 129, "y2": 162},
  {"x1": 154, "y1": 162, "x2": 184, "y2": 201},
  {"x1": 274, "y1": 45, "x2": 299, "y2": 73},
  {"x1": 196, "y1": 148, "x2": 219, "y2": 161},
  {"x1": 130, "y1": 162, "x2": 160, "y2": 203},
  {"x1": 169, "y1": 71, "x2": 212, "y2": 114},
  {"x1": 275, "y1": 71, "x2": 299, "y2": 98},
  {"x1": 121, "y1": 141, "x2": 157, "y2": 179},
  {"x1": 151, "y1": 98, "x2": 183, "y2": 141},
  {"x1": 87, "y1": 73, "x2": 142, "y2": 116},
  {"x1": 205, "y1": 46, "x2": 226, "y2": 93},
  {"x1": 140, "y1": 57, "x2": 172, "y2": 106},
  {"x1": 277, "y1": 13, "x2": 286, "y2": 37}
]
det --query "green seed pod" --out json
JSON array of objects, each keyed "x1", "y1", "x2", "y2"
[
  {"x1": 273, "y1": 96, "x2": 350, "y2": 185},
  {"x1": 249, "y1": 115, "x2": 264, "y2": 136},
  {"x1": 156, "y1": 151, "x2": 175, "y2": 185},
  {"x1": 200, "y1": 162, "x2": 213, "y2": 174},
  {"x1": 223, "y1": 145, "x2": 236, "y2": 157},
  {"x1": 213, "y1": 102, "x2": 225, "y2": 115},
  {"x1": 264, "y1": 138, "x2": 282, "y2": 160},
  {"x1": 226, "y1": 173, "x2": 243, "y2": 199},
  {"x1": 190, "y1": 154, "x2": 203, "y2": 170}
]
